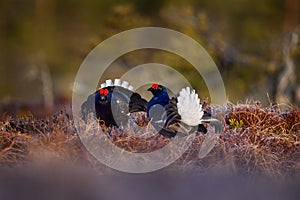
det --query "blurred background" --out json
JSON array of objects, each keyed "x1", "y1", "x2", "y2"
[{"x1": 0, "y1": 0, "x2": 299, "y2": 116}]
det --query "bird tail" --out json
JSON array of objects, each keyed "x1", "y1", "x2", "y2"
[
  {"x1": 100, "y1": 78, "x2": 134, "y2": 91},
  {"x1": 176, "y1": 87, "x2": 204, "y2": 126}
]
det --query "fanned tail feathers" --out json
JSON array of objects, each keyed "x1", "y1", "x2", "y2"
[
  {"x1": 100, "y1": 79, "x2": 134, "y2": 91},
  {"x1": 101, "y1": 78, "x2": 147, "y2": 113},
  {"x1": 176, "y1": 87, "x2": 204, "y2": 126}
]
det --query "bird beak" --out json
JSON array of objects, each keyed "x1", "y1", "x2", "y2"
[{"x1": 147, "y1": 87, "x2": 152, "y2": 91}]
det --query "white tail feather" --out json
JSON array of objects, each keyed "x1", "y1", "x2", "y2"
[
  {"x1": 121, "y1": 81, "x2": 129, "y2": 88},
  {"x1": 100, "y1": 83, "x2": 106, "y2": 88},
  {"x1": 99, "y1": 79, "x2": 134, "y2": 91},
  {"x1": 128, "y1": 85, "x2": 134, "y2": 91},
  {"x1": 114, "y1": 79, "x2": 121, "y2": 86},
  {"x1": 177, "y1": 87, "x2": 203, "y2": 126},
  {"x1": 106, "y1": 79, "x2": 113, "y2": 86}
]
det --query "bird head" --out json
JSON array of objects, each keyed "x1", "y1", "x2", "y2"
[
  {"x1": 146, "y1": 83, "x2": 170, "y2": 117},
  {"x1": 95, "y1": 88, "x2": 111, "y2": 103},
  {"x1": 147, "y1": 83, "x2": 167, "y2": 97}
]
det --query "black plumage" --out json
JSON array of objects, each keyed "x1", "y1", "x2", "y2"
[{"x1": 81, "y1": 79, "x2": 147, "y2": 127}]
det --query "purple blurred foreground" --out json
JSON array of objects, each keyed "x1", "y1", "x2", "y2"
[{"x1": 0, "y1": 165, "x2": 299, "y2": 200}]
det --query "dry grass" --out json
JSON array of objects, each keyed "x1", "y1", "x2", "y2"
[
  {"x1": 224, "y1": 103, "x2": 300, "y2": 174},
  {"x1": 0, "y1": 103, "x2": 299, "y2": 178}
]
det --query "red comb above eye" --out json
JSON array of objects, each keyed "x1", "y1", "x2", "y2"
[
  {"x1": 99, "y1": 88, "x2": 109, "y2": 96},
  {"x1": 103, "y1": 89, "x2": 109, "y2": 96},
  {"x1": 151, "y1": 83, "x2": 159, "y2": 89}
]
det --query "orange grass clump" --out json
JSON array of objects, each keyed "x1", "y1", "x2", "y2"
[{"x1": 220, "y1": 103, "x2": 300, "y2": 177}]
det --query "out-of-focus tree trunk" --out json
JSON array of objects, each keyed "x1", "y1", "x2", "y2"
[
  {"x1": 274, "y1": 0, "x2": 299, "y2": 106},
  {"x1": 35, "y1": 0, "x2": 56, "y2": 109}
]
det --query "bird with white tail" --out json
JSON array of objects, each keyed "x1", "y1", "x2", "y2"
[{"x1": 147, "y1": 84, "x2": 223, "y2": 138}]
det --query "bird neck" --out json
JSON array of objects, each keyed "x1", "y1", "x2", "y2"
[{"x1": 146, "y1": 91, "x2": 170, "y2": 115}]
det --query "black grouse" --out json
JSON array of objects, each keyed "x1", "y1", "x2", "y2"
[
  {"x1": 81, "y1": 79, "x2": 147, "y2": 127},
  {"x1": 147, "y1": 84, "x2": 222, "y2": 138}
]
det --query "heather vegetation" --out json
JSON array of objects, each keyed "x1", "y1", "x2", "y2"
[
  {"x1": 0, "y1": 2, "x2": 299, "y2": 197},
  {"x1": 1, "y1": 102, "x2": 299, "y2": 178}
]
